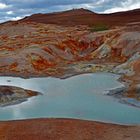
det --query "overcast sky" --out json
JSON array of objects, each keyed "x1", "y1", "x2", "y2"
[{"x1": 0, "y1": 0, "x2": 140, "y2": 23}]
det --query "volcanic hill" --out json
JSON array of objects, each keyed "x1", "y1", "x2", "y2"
[{"x1": 21, "y1": 8, "x2": 140, "y2": 26}]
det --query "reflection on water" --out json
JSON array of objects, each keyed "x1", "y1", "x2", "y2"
[{"x1": 0, "y1": 73, "x2": 140, "y2": 124}]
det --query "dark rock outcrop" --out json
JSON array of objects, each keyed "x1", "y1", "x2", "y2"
[{"x1": 0, "y1": 86, "x2": 39, "y2": 106}]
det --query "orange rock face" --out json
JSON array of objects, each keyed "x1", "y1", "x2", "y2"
[{"x1": 0, "y1": 21, "x2": 139, "y2": 77}]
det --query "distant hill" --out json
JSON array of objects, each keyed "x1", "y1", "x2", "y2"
[{"x1": 20, "y1": 8, "x2": 140, "y2": 26}]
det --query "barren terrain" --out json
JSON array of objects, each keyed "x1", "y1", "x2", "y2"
[
  {"x1": 0, "y1": 8, "x2": 140, "y2": 139},
  {"x1": 0, "y1": 119, "x2": 140, "y2": 140}
]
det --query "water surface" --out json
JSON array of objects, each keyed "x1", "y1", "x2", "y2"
[{"x1": 0, "y1": 73, "x2": 140, "y2": 124}]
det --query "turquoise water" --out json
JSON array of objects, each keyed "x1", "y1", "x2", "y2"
[{"x1": 0, "y1": 73, "x2": 140, "y2": 124}]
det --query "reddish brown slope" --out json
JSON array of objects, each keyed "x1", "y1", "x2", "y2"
[
  {"x1": 0, "y1": 119, "x2": 140, "y2": 140},
  {"x1": 21, "y1": 8, "x2": 140, "y2": 26},
  {"x1": 21, "y1": 8, "x2": 97, "y2": 26}
]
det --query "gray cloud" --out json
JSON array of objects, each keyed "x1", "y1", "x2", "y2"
[{"x1": 0, "y1": 0, "x2": 139, "y2": 23}]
